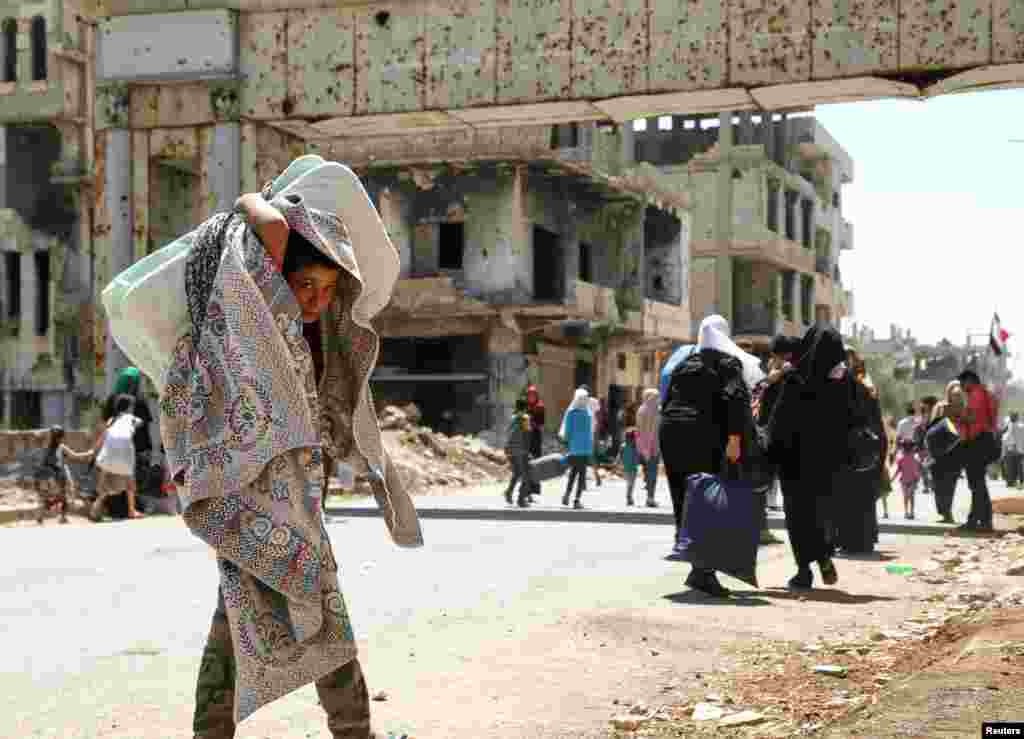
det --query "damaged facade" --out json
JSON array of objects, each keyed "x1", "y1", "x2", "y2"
[
  {"x1": 83, "y1": 4, "x2": 868, "y2": 444},
  {"x1": 0, "y1": 0, "x2": 96, "y2": 428},
  {"x1": 634, "y1": 111, "x2": 855, "y2": 349}
]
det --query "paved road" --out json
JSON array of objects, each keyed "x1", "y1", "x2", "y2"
[
  {"x1": 331, "y1": 472, "x2": 1020, "y2": 535},
  {"x1": 3, "y1": 479, "x2": 1007, "y2": 739}
]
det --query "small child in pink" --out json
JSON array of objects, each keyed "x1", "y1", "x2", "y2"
[{"x1": 891, "y1": 440, "x2": 922, "y2": 520}]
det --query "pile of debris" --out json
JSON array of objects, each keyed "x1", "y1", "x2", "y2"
[
  {"x1": 372, "y1": 404, "x2": 510, "y2": 494},
  {"x1": 610, "y1": 531, "x2": 1024, "y2": 737}
]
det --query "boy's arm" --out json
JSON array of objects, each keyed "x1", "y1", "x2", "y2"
[
  {"x1": 235, "y1": 193, "x2": 289, "y2": 271},
  {"x1": 60, "y1": 444, "x2": 95, "y2": 464}
]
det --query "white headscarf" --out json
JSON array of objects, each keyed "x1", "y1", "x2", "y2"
[
  {"x1": 559, "y1": 387, "x2": 590, "y2": 440},
  {"x1": 697, "y1": 314, "x2": 766, "y2": 389}
]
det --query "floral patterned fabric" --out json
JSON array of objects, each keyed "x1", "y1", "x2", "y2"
[{"x1": 159, "y1": 194, "x2": 421, "y2": 724}]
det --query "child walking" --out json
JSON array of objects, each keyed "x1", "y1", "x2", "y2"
[
  {"x1": 621, "y1": 427, "x2": 640, "y2": 506},
  {"x1": 34, "y1": 426, "x2": 95, "y2": 524},
  {"x1": 503, "y1": 398, "x2": 534, "y2": 508},
  {"x1": 90, "y1": 394, "x2": 146, "y2": 522},
  {"x1": 892, "y1": 440, "x2": 922, "y2": 520}
]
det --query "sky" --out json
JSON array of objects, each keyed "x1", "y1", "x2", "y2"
[{"x1": 812, "y1": 89, "x2": 1024, "y2": 377}]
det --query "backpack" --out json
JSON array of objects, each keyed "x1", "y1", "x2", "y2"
[
  {"x1": 661, "y1": 350, "x2": 723, "y2": 425},
  {"x1": 96, "y1": 414, "x2": 138, "y2": 476}
]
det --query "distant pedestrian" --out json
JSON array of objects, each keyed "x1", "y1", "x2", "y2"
[
  {"x1": 33, "y1": 426, "x2": 94, "y2": 525},
  {"x1": 559, "y1": 388, "x2": 593, "y2": 510},
  {"x1": 635, "y1": 388, "x2": 661, "y2": 508},
  {"x1": 504, "y1": 398, "x2": 534, "y2": 508},
  {"x1": 892, "y1": 440, "x2": 922, "y2": 519},
  {"x1": 525, "y1": 385, "x2": 545, "y2": 498},
  {"x1": 621, "y1": 427, "x2": 640, "y2": 506},
  {"x1": 915, "y1": 396, "x2": 940, "y2": 493},
  {"x1": 830, "y1": 348, "x2": 887, "y2": 554},
  {"x1": 90, "y1": 394, "x2": 146, "y2": 522},
  {"x1": 1002, "y1": 412, "x2": 1024, "y2": 488},
  {"x1": 957, "y1": 369, "x2": 998, "y2": 532},
  {"x1": 928, "y1": 381, "x2": 967, "y2": 524}
]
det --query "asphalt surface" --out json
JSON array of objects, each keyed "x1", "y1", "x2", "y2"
[
  {"x1": 4, "y1": 477, "x2": 1019, "y2": 738},
  {"x1": 329, "y1": 472, "x2": 1015, "y2": 536}
]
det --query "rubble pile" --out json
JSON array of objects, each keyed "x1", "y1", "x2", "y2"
[
  {"x1": 373, "y1": 404, "x2": 510, "y2": 493},
  {"x1": 610, "y1": 531, "x2": 1024, "y2": 738}
]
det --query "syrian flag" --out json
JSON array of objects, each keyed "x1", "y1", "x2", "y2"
[{"x1": 990, "y1": 313, "x2": 1009, "y2": 356}]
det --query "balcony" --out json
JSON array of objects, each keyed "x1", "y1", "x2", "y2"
[
  {"x1": 691, "y1": 237, "x2": 815, "y2": 274},
  {"x1": 733, "y1": 304, "x2": 777, "y2": 338},
  {"x1": 839, "y1": 219, "x2": 854, "y2": 251}
]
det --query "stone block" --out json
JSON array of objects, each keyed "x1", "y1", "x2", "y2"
[
  {"x1": 98, "y1": 10, "x2": 238, "y2": 82},
  {"x1": 286, "y1": 7, "x2": 356, "y2": 118},
  {"x1": 496, "y1": 0, "x2": 572, "y2": 103},
  {"x1": 811, "y1": 0, "x2": 898, "y2": 78},
  {"x1": 425, "y1": 0, "x2": 498, "y2": 110},
  {"x1": 572, "y1": 0, "x2": 649, "y2": 98},
  {"x1": 730, "y1": 0, "x2": 813, "y2": 86},
  {"x1": 354, "y1": 4, "x2": 426, "y2": 114},
  {"x1": 649, "y1": 0, "x2": 728, "y2": 91},
  {"x1": 899, "y1": 0, "x2": 991, "y2": 71}
]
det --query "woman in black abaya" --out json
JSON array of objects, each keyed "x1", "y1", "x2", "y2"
[
  {"x1": 775, "y1": 324, "x2": 850, "y2": 590},
  {"x1": 831, "y1": 349, "x2": 887, "y2": 554}
]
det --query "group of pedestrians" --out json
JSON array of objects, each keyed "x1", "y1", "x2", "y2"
[{"x1": 657, "y1": 316, "x2": 900, "y2": 596}]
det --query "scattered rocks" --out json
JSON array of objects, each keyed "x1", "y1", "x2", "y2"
[
  {"x1": 719, "y1": 710, "x2": 766, "y2": 727},
  {"x1": 692, "y1": 702, "x2": 726, "y2": 721},
  {"x1": 372, "y1": 690, "x2": 389, "y2": 702},
  {"x1": 813, "y1": 665, "x2": 849, "y2": 677},
  {"x1": 610, "y1": 714, "x2": 647, "y2": 731}
]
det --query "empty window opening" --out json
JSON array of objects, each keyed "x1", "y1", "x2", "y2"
[
  {"x1": 800, "y1": 199, "x2": 813, "y2": 249},
  {"x1": 5, "y1": 252, "x2": 21, "y2": 323},
  {"x1": 2, "y1": 18, "x2": 15, "y2": 82},
  {"x1": 652, "y1": 274, "x2": 665, "y2": 293},
  {"x1": 11, "y1": 390, "x2": 41, "y2": 430},
  {"x1": 578, "y1": 241, "x2": 593, "y2": 283},
  {"x1": 784, "y1": 191, "x2": 796, "y2": 241},
  {"x1": 617, "y1": 353, "x2": 627, "y2": 371},
  {"x1": 801, "y1": 276, "x2": 813, "y2": 324},
  {"x1": 31, "y1": 16, "x2": 46, "y2": 81},
  {"x1": 34, "y1": 251, "x2": 49, "y2": 336},
  {"x1": 766, "y1": 181, "x2": 779, "y2": 233},
  {"x1": 781, "y1": 272, "x2": 795, "y2": 320},
  {"x1": 642, "y1": 354, "x2": 654, "y2": 372},
  {"x1": 438, "y1": 222, "x2": 464, "y2": 270},
  {"x1": 832, "y1": 191, "x2": 840, "y2": 209},
  {"x1": 632, "y1": 119, "x2": 648, "y2": 132},
  {"x1": 658, "y1": 116, "x2": 672, "y2": 131},
  {"x1": 533, "y1": 226, "x2": 564, "y2": 302},
  {"x1": 550, "y1": 122, "x2": 580, "y2": 148}
]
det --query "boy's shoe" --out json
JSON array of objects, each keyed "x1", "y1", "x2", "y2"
[
  {"x1": 573, "y1": 499, "x2": 585, "y2": 510},
  {"x1": 504, "y1": 491, "x2": 514, "y2": 504},
  {"x1": 646, "y1": 498, "x2": 659, "y2": 508}
]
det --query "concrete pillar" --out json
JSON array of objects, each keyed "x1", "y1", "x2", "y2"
[
  {"x1": 104, "y1": 129, "x2": 134, "y2": 396},
  {"x1": 0, "y1": 124, "x2": 6, "y2": 208},
  {"x1": 486, "y1": 323, "x2": 528, "y2": 444},
  {"x1": 763, "y1": 113, "x2": 775, "y2": 164},
  {"x1": 618, "y1": 122, "x2": 635, "y2": 167},
  {"x1": 713, "y1": 111, "x2": 734, "y2": 323},
  {"x1": 204, "y1": 123, "x2": 241, "y2": 216},
  {"x1": 739, "y1": 112, "x2": 754, "y2": 147}
]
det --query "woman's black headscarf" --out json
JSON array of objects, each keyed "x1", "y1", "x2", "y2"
[{"x1": 797, "y1": 324, "x2": 847, "y2": 388}]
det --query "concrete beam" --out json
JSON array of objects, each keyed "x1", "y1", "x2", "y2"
[{"x1": 116, "y1": 2, "x2": 1024, "y2": 123}]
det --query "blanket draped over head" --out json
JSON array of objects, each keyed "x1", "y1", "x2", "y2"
[{"x1": 159, "y1": 193, "x2": 421, "y2": 723}]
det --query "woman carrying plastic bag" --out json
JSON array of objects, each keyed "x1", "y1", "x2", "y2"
[{"x1": 660, "y1": 315, "x2": 763, "y2": 597}]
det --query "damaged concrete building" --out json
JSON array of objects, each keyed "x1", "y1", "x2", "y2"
[
  {"x1": 635, "y1": 111, "x2": 855, "y2": 349},
  {"x1": 85, "y1": 3, "x2": 865, "y2": 443},
  {"x1": 0, "y1": 0, "x2": 96, "y2": 428},
  {"x1": 90, "y1": 5, "x2": 693, "y2": 441}
]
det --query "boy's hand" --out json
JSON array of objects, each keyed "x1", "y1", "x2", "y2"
[{"x1": 235, "y1": 193, "x2": 289, "y2": 271}]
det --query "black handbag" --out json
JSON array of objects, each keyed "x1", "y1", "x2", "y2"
[{"x1": 846, "y1": 426, "x2": 882, "y2": 473}]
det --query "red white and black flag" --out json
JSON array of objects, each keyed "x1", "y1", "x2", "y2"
[{"x1": 990, "y1": 313, "x2": 1010, "y2": 356}]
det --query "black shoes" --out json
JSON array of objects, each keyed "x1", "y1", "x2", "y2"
[
  {"x1": 787, "y1": 569, "x2": 813, "y2": 591},
  {"x1": 685, "y1": 570, "x2": 731, "y2": 597},
  {"x1": 818, "y1": 558, "x2": 838, "y2": 586}
]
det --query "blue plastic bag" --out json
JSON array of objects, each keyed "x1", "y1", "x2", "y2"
[{"x1": 669, "y1": 472, "x2": 760, "y2": 587}]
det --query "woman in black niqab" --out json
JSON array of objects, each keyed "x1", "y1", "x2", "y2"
[{"x1": 777, "y1": 324, "x2": 850, "y2": 590}]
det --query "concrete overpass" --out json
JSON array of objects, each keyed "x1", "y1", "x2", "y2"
[{"x1": 95, "y1": 0, "x2": 1024, "y2": 137}]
